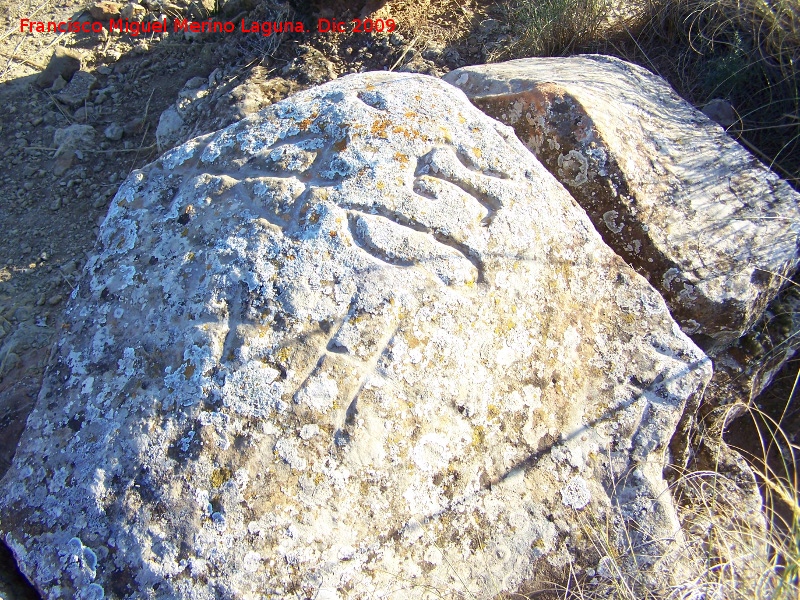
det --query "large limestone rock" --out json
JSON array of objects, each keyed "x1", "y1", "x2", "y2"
[
  {"x1": 0, "y1": 73, "x2": 710, "y2": 599},
  {"x1": 444, "y1": 55, "x2": 800, "y2": 354}
]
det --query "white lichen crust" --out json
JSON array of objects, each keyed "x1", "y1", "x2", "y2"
[{"x1": 0, "y1": 73, "x2": 710, "y2": 599}]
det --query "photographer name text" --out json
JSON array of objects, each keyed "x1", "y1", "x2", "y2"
[{"x1": 19, "y1": 17, "x2": 397, "y2": 37}]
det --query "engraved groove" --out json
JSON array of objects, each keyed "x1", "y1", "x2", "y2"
[
  {"x1": 415, "y1": 149, "x2": 504, "y2": 217},
  {"x1": 361, "y1": 202, "x2": 485, "y2": 282},
  {"x1": 454, "y1": 147, "x2": 511, "y2": 180},
  {"x1": 346, "y1": 212, "x2": 415, "y2": 268}
]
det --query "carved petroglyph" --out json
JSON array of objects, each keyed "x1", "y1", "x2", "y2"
[{"x1": 0, "y1": 73, "x2": 711, "y2": 600}]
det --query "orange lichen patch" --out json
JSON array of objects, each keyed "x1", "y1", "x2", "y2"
[
  {"x1": 296, "y1": 111, "x2": 318, "y2": 131},
  {"x1": 473, "y1": 147, "x2": 482, "y2": 158},
  {"x1": 391, "y1": 125, "x2": 426, "y2": 142},
  {"x1": 404, "y1": 111, "x2": 416, "y2": 118},
  {"x1": 394, "y1": 152, "x2": 409, "y2": 166},
  {"x1": 329, "y1": 230, "x2": 337, "y2": 238},
  {"x1": 376, "y1": 181, "x2": 386, "y2": 190},
  {"x1": 371, "y1": 116, "x2": 392, "y2": 138}
]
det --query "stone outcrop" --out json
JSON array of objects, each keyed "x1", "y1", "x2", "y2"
[
  {"x1": 444, "y1": 55, "x2": 800, "y2": 355},
  {"x1": 0, "y1": 72, "x2": 711, "y2": 599}
]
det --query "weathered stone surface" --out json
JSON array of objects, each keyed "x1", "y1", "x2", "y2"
[
  {"x1": 0, "y1": 72, "x2": 710, "y2": 599},
  {"x1": 444, "y1": 55, "x2": 800, "y2": 354}
]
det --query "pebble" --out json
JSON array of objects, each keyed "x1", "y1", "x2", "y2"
[
  {"x1": 104, "y1": 123, "x2": 124, "y2": 141},
  {"x1": 1, "y1": 351, "x2": 20, "y2": 375},
  {"x1": 51, "y1": 76, "x2": 67, "y2": 92},
  {"x1": 47, "y1": 295, "x2": 63, "y2": 306},
  {"x1": 56, "y1": 71, "x2": 98, "y2": 107},
  {"x1": 13, "y1": 307, "x2": 31, "y2": 322},
  {"x1": 183, "y1": 76, "x2": 206, "y2": 90}
]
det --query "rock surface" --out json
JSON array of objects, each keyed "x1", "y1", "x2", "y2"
[
  {"x1": 35, "y1": 47, "x2": 81, "y2": 89},
  {"x1": 55, "y1": 71, "x2": 97, "y2": 108},
  {"x1": 444, "y1": 55, "x2": 800, "y2": 354},
  {"x1": 0, "y1": 72, "x2": 710, "y2": 599}
]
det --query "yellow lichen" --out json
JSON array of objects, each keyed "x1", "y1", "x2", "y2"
[
  {"x1": 472, "y1": 425, "x2": 486, "y2": 447},
  {"x1": 210, "y1": 467, "x2": 231, "y2": 488}
]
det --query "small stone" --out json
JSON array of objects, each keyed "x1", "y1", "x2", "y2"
[
  {"x1": 183, "y1": 76, "x2": 206, "y2": 90},
  {"x1": 47, "y1": 295, "x2": 63, "y2": 306},
  {"x1": 702, "y1": 98, "x2": 737, "y2": 128},
  {"x1": 37, "y1": 47, "x2": 81, "y2": 88},
  {"x1": 50, "y1": 198, "x2": 62, "y2": 211},
  {"x1": 103, "y1": 123, "x2": 124, "y2": 141},
  {"x1": 56, "y1": 71, "x2": 98, "y2": 107},
  {"x1": 0, "y1": 351, "x2": 20, "y2": 375},
  {"x1": 50, "y1": 76, "x2": 67, "y2": 92},
  {"x1": 155, "y1": 106, "x2": 184, "y2": 151},
  {"x1": 123, "y1": 117, "x2": 143, "y2": 135},
  {"x1": 13, "y1": 307, "x2": 31, "y2": 322},
  {"x1": 120, "y1": 2, "x2": 146, "y2": 20},
  {"x1": 89, "y1": 1, "x2": 124, "y2": 19},
  {"x1": 73, "y1": 106, "x2": 94, "y2": 122},
  {"x1": 53, "y1": 124, "x2": 95, "y2": 176}
]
